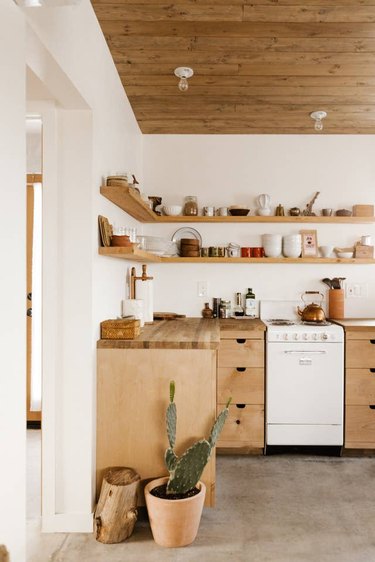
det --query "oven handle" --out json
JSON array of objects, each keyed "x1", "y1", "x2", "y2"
[{"x1": 283, "y1": 350, "x2": 327, "y2": 354}]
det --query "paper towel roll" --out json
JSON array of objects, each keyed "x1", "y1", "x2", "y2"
[
  {"x1": 136, "y1": 279, "x2": 153, "y2": 323},
  {"x1": 122, "y1": 299, "x2": 144, "y2": 327}
]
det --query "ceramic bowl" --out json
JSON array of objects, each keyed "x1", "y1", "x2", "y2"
[
  {"x1": 257, "y1": 208, "x2": 272, "y2": 216},
  {"x1": 320, "y1": 245, "x2": 335, "y2": 257},
  {"x1": 228, "y1": 208, "x2": 250, "y2": 216},
  {"x1": 163, "y1": 205, "x2": 182, "y2": 216},
  {"x1": 336, "y1": 251, "x2": 354, "y2": 258}
]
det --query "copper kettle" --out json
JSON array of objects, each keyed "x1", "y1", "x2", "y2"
[{"x1": 297, "y1": 291, "x2": 326, "y2": 323}]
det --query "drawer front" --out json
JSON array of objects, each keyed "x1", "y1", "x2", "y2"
[
  {"x1": 346, "y1": 369, "x2": 375, "y2": 405},
  {"x1": 345, "y1": 405, "x2": 375, "y2": 446},
  {"x1": 218, "y1": 339, "x2": 264, "y2": 368},
  {"x1": 217, "y1": 404, "x2": 264, "y2": 448},
  {"x1": 217, "y1": 367, "x2": 264, "y2": 405},
  {"x1": 346, "y1": 340, "x2": 375, "y2": 369}
]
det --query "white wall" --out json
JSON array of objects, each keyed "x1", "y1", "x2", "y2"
[
  {"x1": 22, "y1": 0, "x2": 143, "y2": 534},
  {"x1": 0, "y1": 2, "x2": 26, "y2": 561},
  {"x1": 143, "y1": 135, "x2": 375, "y2": 317}
]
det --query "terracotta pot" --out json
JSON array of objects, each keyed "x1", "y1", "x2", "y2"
[
  {"x1": 110, "y1": 235, "x2": 132, "y2": 247},
  {"x1": 144, "y1": 476, "x2": 206, "y2": 548}
]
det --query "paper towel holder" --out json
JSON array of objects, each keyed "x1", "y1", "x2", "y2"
[{"x1": 130, "y1": 265, "x2": 153, "y2": 299}]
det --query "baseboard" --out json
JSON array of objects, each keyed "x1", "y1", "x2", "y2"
[
  {"x1": 42, "y1": 512, "x2": 94, "y2": 533},
  {"x1": 27, "y1": 420, "x2": 41, "y2": 429}
]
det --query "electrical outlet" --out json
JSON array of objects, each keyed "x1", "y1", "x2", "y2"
[
  {"x1": 197, "y1": 281, "x2": 209, "y2": 298},
  {"x1": 346, "y1": 283, "x2": 368, "y2": 298}
]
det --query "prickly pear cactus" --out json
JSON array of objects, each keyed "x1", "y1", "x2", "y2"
[{"x1": 165, "y1": 381, "x2": 231, "y2": 495}]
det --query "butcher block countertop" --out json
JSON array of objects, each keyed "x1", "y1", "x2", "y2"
[
  {"x1": 333, "y1": 319, "x2": 375, "y2": 331},
  {"x1": 97, "y1": 317, "x2": 266, "y2": 349}
]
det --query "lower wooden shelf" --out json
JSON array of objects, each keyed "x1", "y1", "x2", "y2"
[{"x1": 99, "y1": 247, "x2": 375, "y2": 264}]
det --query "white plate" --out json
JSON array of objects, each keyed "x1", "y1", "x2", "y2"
[{"x1": 172, "y1": 227, "x2": 202, "y2": 254}]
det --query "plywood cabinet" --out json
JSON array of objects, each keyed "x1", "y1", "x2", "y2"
[
  {"x1": 97, "y1": 347, "x2": 217, "y2": 506},
  {"x1": 345, "y1": 328, "x2": 375, "y2": 448},
  {"x1": 217, "y1": 323, "x2": 265, "y2": 452}
]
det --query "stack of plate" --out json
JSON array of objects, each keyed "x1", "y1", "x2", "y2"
[
  {"x1": 262, "y1": 234, "x2": 282, "y2": 257},
  {"x1": 283, "y1": 234, "x2": 302, "y2": 258},
  {"x1": 180, "y1": 238, "x2": 201, "y2": 257}
]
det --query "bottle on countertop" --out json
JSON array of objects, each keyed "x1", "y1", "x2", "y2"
[
  {"x1": 245, "y1": 288, "x2": 256, "y2": 317},
  {"x1": 233, "y1": 292, "x2": 244, "y2": 317},
  {"x1": 212, "y1": 297, "x2": 221, "y2": 319},
  {"x1": 219, "y1": 300, "x2": 232, "y2": 319}
]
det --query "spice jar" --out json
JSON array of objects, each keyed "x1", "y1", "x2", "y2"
[{"x1": 183, "y1": 196, "x2": 198, "y2": 216}]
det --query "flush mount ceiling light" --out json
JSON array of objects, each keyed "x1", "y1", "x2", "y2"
[
  {"x1": 310, "y1": 110, "x2": 328, "y2": 132},
  {"x1": 174, "y1": 67, "x2": 194, "y2": 92},
  {"x1": 16, "y1": 0, "x2": 43, "y2": 6}
]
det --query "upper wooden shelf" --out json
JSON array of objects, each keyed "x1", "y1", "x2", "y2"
[{"x1": 100, "y1": 185, "x2": 375, "y2": 224}]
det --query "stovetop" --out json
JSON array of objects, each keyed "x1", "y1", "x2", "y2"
[{"x1": 265, "y1": 318, "x2": 332, "y2": 327}]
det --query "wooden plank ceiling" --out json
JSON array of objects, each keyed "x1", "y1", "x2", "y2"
[{"x1": 91, "y1": 0, "x2": 375, "y2": 133}]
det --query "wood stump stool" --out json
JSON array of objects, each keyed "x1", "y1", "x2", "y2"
[{"x1": 95, "y1": 466, "x2": 141, "y2": 543}]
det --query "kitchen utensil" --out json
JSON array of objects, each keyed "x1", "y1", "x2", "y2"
[
  {"x1": 297, "y1": 291, "x2": 326, "y2": 323},
  {"x1": 331, "y1": 277, "x2": 341, "y2": 289},
  {"x1": 172, "y1": 227, "x2": 202, "y2": 254},
  {"x1": 321, "y1": 278, "x2": 333, "y2": 289},
  {"x1": 338, "y1": 277, "x2": 346, "y2": 288},
  {"x1": 328, "y1": 289, "x2": 345, "y2": 319}
]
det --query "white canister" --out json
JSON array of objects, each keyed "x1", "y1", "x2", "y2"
[
  {"x1": 361, "y1": 235, "x2": 372, "y2": 246},
  {"x1": 122, "y1": 299, "x2": 144, "y2": 327}
]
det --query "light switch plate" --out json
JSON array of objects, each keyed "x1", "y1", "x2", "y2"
[{"x1": 197, "y1": 281, "x2": 209, "y2": 298}]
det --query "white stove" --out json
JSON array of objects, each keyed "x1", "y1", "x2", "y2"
[{"x1": 261, "y1": 301, "x2": 344, "y2": 447}]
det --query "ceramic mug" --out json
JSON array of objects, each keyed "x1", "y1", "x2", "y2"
[
  {"x1": 241, "y1": 247, "x2": 252, "y2": 258},
  {"x1": 203, "y1": 206, "x2": 215, "y2": 217},
  {"x1": 217, "y1": 207, "x2": 229, "y2": 216}
]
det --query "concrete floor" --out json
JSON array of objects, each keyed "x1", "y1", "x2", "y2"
[{"x1": 27, "y1": 431, "x2": 375, "y2": 562}]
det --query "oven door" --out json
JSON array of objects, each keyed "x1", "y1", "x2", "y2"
[{"x1": 266, "y1": 342, "x2": 344, "y2": 425}]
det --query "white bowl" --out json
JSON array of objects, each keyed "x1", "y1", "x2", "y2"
[
  {"x1": 320, "y1": 245, "x2": 335, "y2": 258},
  {"x1": 163, "y1": 205, "x2": 182, "y2": 216},
  {"x1": 336, "y1": 251, "x2": 354, "y2": 259},
  {"x1": 283, "y1": 248, "x2": 302, "y2": 258},
  {"x1": 264, "y1": 245, "x2": 282, "y2": 257},
  {"x1": 283, "y1": 235, "x2": 302, "y2": 243}
]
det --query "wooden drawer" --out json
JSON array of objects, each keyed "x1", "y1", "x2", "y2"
[
  {"x1": 346, "y1": 339, "x2": 375, "y2": 369},
  {"x1": 218, "y1": 339, "x2": 264, "y2": 368},
  {"x1": 217, "y1": 367, "x2": 264, "y2": 405},
  {"x1": 217, "y1": 404, "x2": 264, "y2": 448},
  {"x1": 345, "y1": 405, "x2": 375, "y2": 448},
  {"x1": 346, "y1": 369, "x2": 375, "y2": 405}
]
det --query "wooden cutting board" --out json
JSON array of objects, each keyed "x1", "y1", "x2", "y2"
[{"x1": 153, "y1": 312, "x2": 187, "y2": 320}]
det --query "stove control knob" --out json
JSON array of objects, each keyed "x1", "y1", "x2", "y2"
[
  {"x1": 283, "y1": 333, "x2": 289, "y2": 340},
  {"x1": 312, "y1": 333, "x2": 318, "y2": 341},
  {"x1": 303, "y1": 333, "x2": 309, "y2": 340},
  {"x1": 293, "y1": 333, "x2": 299, "y2": 340},
  {"x1": 322, "y1": 333, "x2": 329, "y2": 340}
]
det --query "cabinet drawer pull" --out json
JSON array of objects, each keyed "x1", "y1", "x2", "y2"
[
  {"x1": 236, "y1": 367, "x2": 246, "y2": 372},
  {"x1": 370, "y1": 340, "x2": 375, "y2": 344},
  {"x1": 369, "y1": 405, "x2": 375, "y2": 410},
  {"x1": 236, "y1": 338, "x2": 246, "y2": 344},
  {"x1": 235, "y1": 419, "x2": 241, "y2": 425},
  {"x1": 370, "y1": 369, "x2": 375, "y2": 373},
  {"x1": 236, "y1": 404, "x2": 246, "y2": 409}
]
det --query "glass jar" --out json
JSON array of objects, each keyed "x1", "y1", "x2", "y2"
[
  {"x1": 220, "y1": 300, "x2": 232, "y2": 319},
  {"x1": 183, "y1": 196, "x2": 198, "y2": 216}
]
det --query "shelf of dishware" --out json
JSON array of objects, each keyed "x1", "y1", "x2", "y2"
[
  {"x1": 100, "y1": 185, "x2": 375, "y2": 224},
  {"x1": 98, "y1": 246, "x2": 375, "y2": 264}
]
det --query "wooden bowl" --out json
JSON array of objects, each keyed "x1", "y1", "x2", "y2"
[
  {"x1": 228, "y1": 208, "x2": 250, "y2": 216},
  {"x1": 110, "y1": 235, "x2": 132, "y2": 247}
]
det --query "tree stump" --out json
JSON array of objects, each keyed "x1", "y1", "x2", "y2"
[
  {"x1": 94, "y1": 466, "x2": 141, "y2": 544},
  {"x1": 0, "y1": 546, "x2": 9, "y2": 562}
]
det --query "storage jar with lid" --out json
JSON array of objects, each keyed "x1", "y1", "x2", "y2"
[{"x1": 183, "y1": 196, "x2": 198, "y2": 216}]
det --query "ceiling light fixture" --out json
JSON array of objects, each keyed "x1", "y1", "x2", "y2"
[
  {"x1": 174, "y1": 67, "x2": 194, "y2": 92},
  {"x1": 310, "y1": 110, "x2": 327, "y2": 132}
]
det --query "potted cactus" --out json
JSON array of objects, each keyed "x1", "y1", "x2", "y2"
[{"x1": 144, "y1": 380, "x2": 231, "y2": 548}]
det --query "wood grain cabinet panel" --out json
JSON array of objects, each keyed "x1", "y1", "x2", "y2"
[
  {"x1": 345, "y1": 405, "x2": 375, "y2": 448},
  {"x1": 218, "y1": 339, "x2": 264, "y2": 368},
  {"x1": 346, "y1": 339, "x2": 375, "y2": 369},
  {"x1": 217, "y1": 367, "x2": 264, "y2": 405},
  {"x1": 346, "y1": 369, "x2": 375, "y2": 406},
  {"x1": 217, "y1": 404, "x2": 264, "y2": 449}
]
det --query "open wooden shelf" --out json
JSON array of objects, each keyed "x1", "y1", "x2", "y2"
[
  {"x1": 99, "y1": 247, "x2": 375, "y2": 264},
  {"x1": 100, "y1": 185, "x2": 375, "y2": 224}
]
